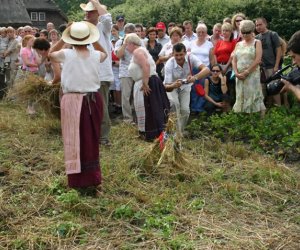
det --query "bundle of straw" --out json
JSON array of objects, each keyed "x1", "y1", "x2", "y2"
[
  {"x1": 7, "y1": 72, "x2": 61, "y2": 117},
  {"x1": 142, "y1": 114, "x2": 196, "y2": 180}
]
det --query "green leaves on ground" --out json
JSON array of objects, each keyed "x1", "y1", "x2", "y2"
[{"x1": 187, "y1": 104, "x2": 300, "y2": 162}]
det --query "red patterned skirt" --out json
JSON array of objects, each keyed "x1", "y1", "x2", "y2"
[{"x1": 65, "y1": 92, "x2": 103, "y2": 188}]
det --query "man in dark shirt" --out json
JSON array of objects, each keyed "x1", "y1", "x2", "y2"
[{"x1": 256, "y1": 17, "x2": 282, "y2": 106}]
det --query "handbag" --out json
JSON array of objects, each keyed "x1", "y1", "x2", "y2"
[
  {"x1": 188, "y1": 55, "x2": 205, "y2": 96},
  {"x1": 260, "y1": 67, "x2": 267, "y2": 83},
  {"x1": 194, "y1": 83, "x2": 205, "y2": 96},
  {"x1": 254, "y1": 40, "x2": 267, "y2": 84}
]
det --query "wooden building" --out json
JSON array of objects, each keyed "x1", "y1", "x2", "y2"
[
  {"x1": 0, "y1": 0, "x2": 32, "y2": 27},
  {"x1": 24, "y1": 0, "x2": 68, "y2": 29},
  {"x1": 0, "y1": 0, "x2": 67, "y2": 29}
]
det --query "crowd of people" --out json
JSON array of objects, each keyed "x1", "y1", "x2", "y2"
[{"x1": 0, "y1": 0, "x2": 299, "y2": 192}]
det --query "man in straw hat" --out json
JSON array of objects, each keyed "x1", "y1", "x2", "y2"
[
  {"x1": 80, "y1": 0, "x2": 114, "y2": 146},
  {"x1": 49, "y1": 21, "x2": 107, "y2": 192}
]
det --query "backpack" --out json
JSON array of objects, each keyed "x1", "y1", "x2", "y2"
[{"x1": 269, "y1": 31, "x2": 285, "y2": 65}]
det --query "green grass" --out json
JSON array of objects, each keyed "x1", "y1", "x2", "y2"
[{"x1": 0, "y1": 101, "x2": 299, "y2": 249}]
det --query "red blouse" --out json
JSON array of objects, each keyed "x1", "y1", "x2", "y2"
[{"x1": 214, "y1": 40, "x2": 237, "y2": 64}]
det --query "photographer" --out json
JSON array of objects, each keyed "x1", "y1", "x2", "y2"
[
  {"x1": 281, "y1": 31, "x2": 300, "y2": 101},
  {"x1": 163, "y1": 43, "x2": 210, "y2": 134}
]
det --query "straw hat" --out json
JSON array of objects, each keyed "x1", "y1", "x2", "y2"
[
  {"x1": 62, "y1": 21, "x2": 99, "y2": 45},
  {"x1": 80, "y1": 2, "x2": 96, "y2": 11}
]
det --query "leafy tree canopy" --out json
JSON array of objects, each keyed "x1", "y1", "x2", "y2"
[{"x1": 56, "y1": 0, "x2": 300, "y2": 39}]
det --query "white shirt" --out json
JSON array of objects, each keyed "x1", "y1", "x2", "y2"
[
  {"x1": 16, "y1": 36, "x2": 22, "y2": 43},
  {"x1": 157, "y1": 34, "x2": 170, "y2": 47},
  {"x1": 114, "y1": 38, "x2": 133, "y2": 78},
  {"x1": 182, "y1": 33, "x2": 197, "y2": 49},
  {"x1": 188, "y1": 40, "x2": 213, "y2": 66},
  {"x1": 61, "y1": 49, "x2": 103, "y2": 93},
  {"x1": 163, "y1": 54, "x2": 203, "y2": 90},
  {"x1": 97, "y1": 13, "x2": 114, "y2": 82},
  {"x1": 233, "y1": 30, "x2": 239, "y2": 40},
  {"x1": 114, "y1": 37, "x2": 145, "y2": 78},
  {"x1": 158, "y1": 41, "x2": 174, "y2": 58}
]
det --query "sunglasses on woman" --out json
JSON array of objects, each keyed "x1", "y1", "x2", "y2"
[
  {"x1": 242, "y1": 31, "x2": 252, "y2": 35},
  {"x1": 212, "y1": 70, "x2": 221, "y2": 73}
]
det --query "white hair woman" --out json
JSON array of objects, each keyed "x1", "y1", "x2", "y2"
[
  {"x1": 190, "y1": 23, "x2": 214, "y2": 66},
  {"x1": 49, "y1": 21, "x2": 107, "y2": 192},
  {"x1": 187, "y1": 22, "x2": 214, "y2": 114},
  {"x1": 125, "y1": 33, "x2": 170, "y2": 141},
  {"x1": 232, "y1": 20, "x2": 266, "y2": 115}
]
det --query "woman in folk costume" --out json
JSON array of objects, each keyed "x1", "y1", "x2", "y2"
[
  {"x1": 49, "y1": 21, "x2": 107, "y2": 190},
  {"x1": 125, "y1": 33, "x2": 170, "y2": 141}
]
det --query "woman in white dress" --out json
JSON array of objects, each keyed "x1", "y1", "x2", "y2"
[{"x1": 232, "y1": 20, "x2": 265, "y2": 115}]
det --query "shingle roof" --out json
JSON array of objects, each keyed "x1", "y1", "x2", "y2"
[
  {"x1": 24, "y1": 0, "x2": 68, "y2": 21},
  {"x1": 0, "y1": 0, "x2": 32, "y2": 27},
  {"x1": 24, "y1": 0, "x2": 61, "y2": 11}
]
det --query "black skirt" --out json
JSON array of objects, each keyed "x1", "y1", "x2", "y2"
[{"x1": 144, "y1": 75, "x2": 170, "y2": 141}]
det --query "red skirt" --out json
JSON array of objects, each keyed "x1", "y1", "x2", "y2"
[{"x1": 67, "y1": 92, "x2": 103, "y2": 188}]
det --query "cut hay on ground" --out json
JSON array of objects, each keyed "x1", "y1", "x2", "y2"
[
  {"x1": 141, "y1": 115, "x2": 201, "y2": 180},
  {"x1": 6, "y1": 72, "x2": 60, "y2": 117},
  {"x1": 0, "y1": 101, "x2": 299, "y2": 249}
]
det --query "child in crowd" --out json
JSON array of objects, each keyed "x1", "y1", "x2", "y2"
[{"x1": 20, "y1": 35, "x2": 40, "y2": 114}]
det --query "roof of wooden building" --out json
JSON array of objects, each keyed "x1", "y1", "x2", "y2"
[
  {"x1": 0, "y1": 0, "x2": 32, "y2": 27},
  {"x1": 24, "y1": 0, "x2": 68, "y2": 21}
]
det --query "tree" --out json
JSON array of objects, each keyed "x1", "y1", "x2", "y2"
[
  {"x1": 55, "y1": 0, "x2": 300, "y2": 39},
  {"x1": 55, "y1": 0, "x2": 125, "y2": 21}
]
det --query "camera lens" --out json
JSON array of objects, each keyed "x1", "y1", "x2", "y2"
[
  {"x1": 180, "y1": 79, "x2": 188, "y2": 84},
  {"x1": 266, "y1": 80, "x2": 284, "y2": 96}
]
